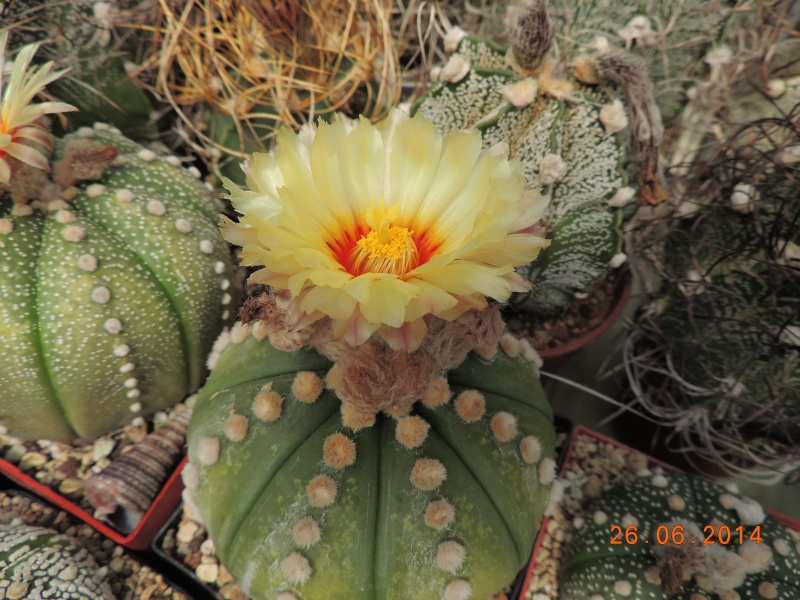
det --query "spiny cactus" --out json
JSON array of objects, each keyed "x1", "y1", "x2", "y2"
[
  {"x1": 2, "y1": 0, "x2": 156, "y2": 136},
  {"x1": 561, "y1": 472, "x2": 800, "y2": 599},
  {"x1": 0, "y1": 523, "x2": 114, "y2": 599},
  {"x1": 185, "y1": 328, "x2": 556, "y2": 600},
  {"x1": 414, "y1": 33, "x2": 637, "y2": 316},
  {"x1": 0, "y1": 125, "x2": 236, "y2": 441}
]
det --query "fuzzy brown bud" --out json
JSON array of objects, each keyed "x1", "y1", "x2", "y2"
[{"x1": 509, "y1": 0, "x2": 555, "y2": 73}]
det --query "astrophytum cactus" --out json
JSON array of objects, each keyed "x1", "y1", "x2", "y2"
[
  {"x1": 186, "y1": 329, "x2": 556, "y2": 600},
  {"x1": 560, "y1": 472, "x2": 800, "y2": 599},
  {"x1": 0, "y1": 523, "x2": 114, "y2": 599},
  {"x1": 0, "y1": 125, "x2": 236, "y2": 441},
  {"x1": 413, "y1": 28, "x2": 646, "y2": 316}
]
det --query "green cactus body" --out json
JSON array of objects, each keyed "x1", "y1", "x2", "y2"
[
  {"x1": 4, "y1": 1, "x2": 156, "y2": 136},
  {"x1": 186, "y1": 331, "x2": 556, "y2": 600},
  {"x1": 414, "y1": 37, "x2": 627, "y2": 316},
  {"x1": 561, "y1": 472, "x2": 800, "y2": 599},
  {"x1": 0, "y1": 523, "x2": 114, "y2": 599},
  {"x1": 549, "y1": 0, "x2": 743, "y2": 122},
  {"x1": 0, "y1": 126, "x2": 235, "y2": 441}
]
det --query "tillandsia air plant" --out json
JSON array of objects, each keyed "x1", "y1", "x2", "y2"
[
  {"x1": 184, "y1": 109, "x2": 559, "y2": 599},
  {"x1": 0, "y1": 33, "x2": 236, "y2": 442},
  {"x1": 624, "y1": 22, "x2": 800, "y2": 481},
  {"x1": 124, "y1": 0, "x2": 421, "y2": 184},
  {"x1": 1, "y1": 0, "x2": 157, "y2": 136},
  {"x1": 413, "y1": 0, "x2": 665, "y2": 346}
]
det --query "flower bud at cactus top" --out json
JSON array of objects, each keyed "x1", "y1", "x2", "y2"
[
  {"x1": 0, "y1": 524, "x2": 114, "y2": 599},
  {"x1": 561, "y1": 472, "x2": 800, "y2": 599},
  {"x1": 414, "y1": 36, "x2": 629, "y2": 315},
  {"x1": 186, "y1": 332, "x2": 556, "y2": 600},
  {"x1": 0, "y1": 126, "x2": 236, "y2": 441}
]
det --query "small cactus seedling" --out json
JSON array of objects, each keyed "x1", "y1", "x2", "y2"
[
  {"x1": 186, "y1": 330, "x2": 556, "y2": 600},
  {"x1": 0, "y1": 523, "x2": 114, "y2": 599},
  {"x1": 560, "y1": 472, "x2": 800, "y2": 599},
  {"x1": 413, "y1": 29, "x2": 643, "y2": 316}
]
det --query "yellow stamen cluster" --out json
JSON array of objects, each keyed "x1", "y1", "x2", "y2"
[{"x1": 352, "y1": 225, "x2": 417, "y2": 275}]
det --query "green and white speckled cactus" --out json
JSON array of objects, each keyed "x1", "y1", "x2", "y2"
[
  {"x1": 546, "y1": 0, "x2": 749, "y2": 123},
  {"x1": 0, "y1": 125, "x2": 236, "y2": 441},
  {"x1": 561, "y1": 472, "x2": 800, "y2": 599},
  {"x1": 184, "y1": 329, "x2": 557, "y2": 600},
  {"x1": 414, "y1": 33, "x2": 635, "y2": 316},
  {"x1": 0, "y1": 523, "x2": 113, "y2": 599},
  {"x1": 2, "y1": 0, "x2": 156, "y2": 136}
]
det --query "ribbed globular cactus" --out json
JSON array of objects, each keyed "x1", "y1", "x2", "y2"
[
  {"x1": 0, "y1": 125, "x2": 236, "y2": 441},
  {"x1": 185, "y1": 328, "x2": 556, "y2": 600},
  {"x1": 413, "y1": 32, "x2": 638, "y2": 316},
  {"x1": 560, "y1": 472, "x2": 800, "y2": 599},
  {"x1": 0, "y1": 523, "x2": 113, "y2": 599}
]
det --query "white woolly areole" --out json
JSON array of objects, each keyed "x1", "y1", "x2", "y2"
[
  {"x1": 137, "y1": 149, "x2": 158, "y2": 162},
  {"x1": 277, "y1": 594, "x2": 298, "y2": 600},
  {"x1": 199, "y1": 239, "x2": 214, "y2": 254},
  {"x1": 443, "y1": 26, "x2": 468, "y2": 53},
  {"x1": 442, "y1": 579, "x2": 471, "y2": 600},
  {"x1": 600, "y1": 99, "x2": 629, "y2": 135},
  {"x1": 609, "y1": 253, "x2": 628, "y2": 268},
  {"x1": 773, "y1": 539, "x2": 791, "y2": 556},
  {"x1": 293, "y1": 516, "x2": 322, "y2": 548},
  {"x1": 539, "y1": 457, "x2": 556, "y2": 484},
  {"x1": 224, "y1": 414, "x2": 249, "y2": 442},
  {"x1": 214, "y1": 260, "x2": 226, "y2": 274},
  {"x1": 175, "y1": 218, "x2": 193, "y2": 233},
  {"x1": 113, "y1": 344, "x2": 130, "y2": 357},
  {"x1": 500, "y1": 78, "x2": 539, "y2": 108},
  {"x1": 436, "y1": 541, "x2": 466, "y2": 573},
  {"x1": 189, "y1": 166, "x2": 202, "y2": 179},
  {"x1": 128, "y1": 402, "x2": 142, "y2": 413},
  {"x1": 593, "y1": 510, "x2": 608, "y2": 525},
  {"x1": 490, "y1": 412, "x2": 518, "y2": 442},
  {"x1": 166, "y1": 156, "x2": 182, "y2": 167},
  {"x1": 730, "y1": 496, "x2": 766, "y2": 525},
  {"x1": 544, "y1": 479, "x2": 565, "y2": 517},
  {"x1": 281, "y1": 552, "x2": 312, "y2": 584},
  {"x1": 77, "y1": 126, "x2": 96, "y2": 138},
  {"x1": 738, "y1": 540, "x2": 773, "y2": 573},
  {"x1": 115, "y1": 189, "x2": 136, "y2": 202},
  {"x1": 62, "y1": 225, "x2": 86, "y2": 242},
  {"x1": 614, "y1": 580, "x2": 632, "y2": 596},
  {"x1": 12, "y1": 204, "x2": 33, "y2": 217},
  {"x1": 104, "y1": 318, "x2": 123, "y2": 333},
  {"x1": 55, "y1": 210, "x2": 76, "y2": 224},
  {"x1": 520, "y1": 435, "x2": 542, "y2": 464},
  {"x1": 182, "y1": 463, "x2": 200, "y2": 489},
  {"x1": 440, "y1": 55, "x2": 471, "y2": 83},
  {"x1": 91, "y1": 286, "x2": 111, "y2": 304},
  {"x1": 538, "y1": 153, "x2": 568, "y2": 186},
  {"x1": 146, "y1": 200, "x2": 167, "y2": 216},
  {"x1": 85, "y1": 183, "x2": 107, "y2": 198},
  {"x1": 197, "y1": 437, "x2": 220, "y2": 465},
  {"x1": 608, "y1": 187, "x2": 636, "y2": 207},
  {"x1": 124, "y1": 378, "x2": 138, "y2": 388},
  {"x1": 131, "y1": 416, "x2": 145, "y2": 427}
]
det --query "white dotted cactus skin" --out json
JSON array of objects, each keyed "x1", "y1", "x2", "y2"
[
  {"x1": 0, "y1": 128, "x2": 234, "y2": 441},
  {"x1": 414, "y1": 37, "x2": 626, "y2": 316},
  {"x1": 0, "y1": 524, "x2": 114, "y2": 599},
  {"x1": 561, "y1": 473, "x2": 800, "y2": 599},
  {"x1": 187, "y1": 334, "x2": 556, "y2": 599}
]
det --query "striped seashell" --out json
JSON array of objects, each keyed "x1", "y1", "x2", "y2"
[{"x1": 84, "y1": 407, "x2": 192, "y2": 533}]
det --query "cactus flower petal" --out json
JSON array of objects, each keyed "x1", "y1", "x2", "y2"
[{"x1": 222, "y1": 109, "x2": 550, "y2": 350}]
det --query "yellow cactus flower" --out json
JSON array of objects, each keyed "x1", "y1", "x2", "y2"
[
  {"x1": 222, "y1": 110, "x2": 550, "y2": 351},
  {"x1": 0, "y1": 31, "x2": 77, "y2": 184}
]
